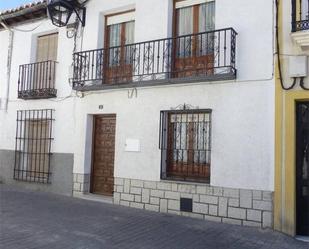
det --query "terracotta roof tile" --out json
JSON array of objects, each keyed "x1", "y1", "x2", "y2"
[{"x1": 0, "y1": 0, "x2": 47, "y2": 16}]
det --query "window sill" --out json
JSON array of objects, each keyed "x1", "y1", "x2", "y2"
[
  {"x1": 160, "y1": 178, "x2": 210, "y2": 186},
  {"x1": 13, "y1": 176, "x2": 50, "y2": 184}
]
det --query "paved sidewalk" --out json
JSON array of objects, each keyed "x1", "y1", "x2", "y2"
[{"x1": 0, "y1": 185, "x2": 308, "y2": 249}]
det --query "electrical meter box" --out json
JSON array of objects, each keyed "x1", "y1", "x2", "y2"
[{"x1": 289, "y1": 56, "x2": 308, "y2": 78}]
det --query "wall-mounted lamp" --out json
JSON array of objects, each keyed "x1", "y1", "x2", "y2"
[{"x1": 47, "y1": 0, "x2": 86, "y2": 27}]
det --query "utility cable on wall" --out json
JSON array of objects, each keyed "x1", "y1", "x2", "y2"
[
  {"x1": 300, "y1": 77, "x2": 309, "y2": 90},
  {"x1": 275, "y1": 0, "x2": 309, "y2": 91},
  {"x1": 0, "y1": 19, "x2": 14, "y2": 111},
  {"x1": 275, "y1": 0, "x2": 294, "y2": 90},
  {"x1": 0, "y1": 16, "x2": 44, "y2": 32}
]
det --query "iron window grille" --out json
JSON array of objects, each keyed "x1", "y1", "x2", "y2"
[
  {"x1": 292, "y1": 0, "x2": 309, "y2": 32},
  {"x1": 159, "y1": 109, "x2": 212, "y2": 183},
  {"x1": 14, "y1": 109, "x2": 54, "y2": 184}
]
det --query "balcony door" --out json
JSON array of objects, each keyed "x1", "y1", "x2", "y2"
[
  {"x1": 36, "y1": 33, "x2": 58, "y2": 62},
  {"x1": 35, "y1": 33, "x2": 58, "y2": 90},
  {"x1": 173, "y1": 0, "x2": 215, "y2": 78},
  {"x1": 105, "y1": 12, "x2": 135, "y2": 84}
]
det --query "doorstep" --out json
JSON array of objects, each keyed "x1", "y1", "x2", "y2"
[
  {"x1": 73, "y1": 192, "x2": 113, "y2": 204},
  {"x1": 295, "y1": 236, "x2": 309, "y2": 243}
]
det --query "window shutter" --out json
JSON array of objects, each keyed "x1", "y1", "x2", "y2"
[
  {"x1": 36, "y1": 33, "x2": 58, "y2": 62},
  {"x1": 49, "y1": 33, "x2": 58, "y2": 61}
]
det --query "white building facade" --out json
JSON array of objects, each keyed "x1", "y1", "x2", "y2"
[{"x1": 0, "y1": 0, "x2": 275, "y2": 228}]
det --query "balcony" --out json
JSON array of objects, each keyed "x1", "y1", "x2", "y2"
[
  {"x1": 18, "y1": 61, "x2": 57, "y2": 100},
  {"x1": 293, "y1": 19, "x2": 309, "y2": 32},
  {"x1": 72, "y1": 28, "x2": 237, "y2": 90},
  {"x1": 291, "y1": 0, "x2": 309, "y2": 47},
  {"x1": 292, "y1": 0, "x2": 309, "y2": 32}
]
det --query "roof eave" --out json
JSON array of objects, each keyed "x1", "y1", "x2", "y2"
[{"x1": 0, "y1": 2, "x2": 47, "y2": 29}]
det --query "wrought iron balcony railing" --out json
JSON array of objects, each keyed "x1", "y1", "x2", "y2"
[
  {"x1": 292, "y1": 0, "x2": 309, "y2": 31},
  {"x1": 18, "y1": 60, "x2": 57, "y2": 99},
  {"x1": 72, "y1": 28, "x2": 237, "y2": 89}
]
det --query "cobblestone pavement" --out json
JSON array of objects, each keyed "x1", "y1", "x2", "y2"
[{"x1": 0, "y1": 185, "x2": 308, "y2": 249}]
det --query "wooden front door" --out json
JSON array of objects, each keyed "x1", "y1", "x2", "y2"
[
  {"x1": 296, "y1": 102, "x2": 309, "y2": 236},
  {"x1": 91, "y1": 115, "x2": 116, "y2": 196}
]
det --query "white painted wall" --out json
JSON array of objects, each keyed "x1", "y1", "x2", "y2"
[
  {"x1": 216, "y1": 0, "x2": 274, "y2": 81},
  {"x1": 0, "y1": 29, "x2": 9, "y2": 108},
  {"x1": 73, "y1": 80, "x2": 274, "y2": 191},
  {"x1": 0, "y1": 20, "x2": 76, "y2": 154},
  {"x1": 0, "y1": 30, "x2": 9, "y2": 81},
  {"x1": 0, "y1": 0, "x2": 275, "y2": 191}
]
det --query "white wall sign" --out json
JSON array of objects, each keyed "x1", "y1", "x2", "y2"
[{"x1": 125, "y1": 139, "x2": 140, "y2": 152}]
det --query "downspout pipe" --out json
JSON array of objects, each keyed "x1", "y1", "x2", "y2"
[{"x1": 0, "y1": 21, "x2": 14, "y2": 111}]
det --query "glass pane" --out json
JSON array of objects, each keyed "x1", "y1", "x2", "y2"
[
  {"x1": 109, "y1": 23, "x2": 121, "y2": 47},
  {"x1": 109, "y1": 24, "x2": 121, "y2": 66},
  {"x1": 173, "y1": 122, "x2": 188, "y2": 163},
  {"x1": 125, "y1": 21, "x2": 135, "y2": 45},
  {"x1": 199, "y1": 2, "x2": 215, "y2": 32},
  {"x1": 177, "y1": 6, "x2": 193, "y2": 58},
  {"x1": 301, "y1": 0, "x2": 309, "y2": 20},
  {"x1": 124, "y1": 21, "x2": 135, "y2": 64},
  {"x1": 193, "y1": 121, "x2": 209, "y2": 164},
  {"x1": 177, "y1": 6, "x2": 193, "y2": 36},
  {"x1": 198, "y1": 2, "x2": 215, "y2": 56}
]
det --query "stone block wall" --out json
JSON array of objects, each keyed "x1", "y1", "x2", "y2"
[
  {"x1": 113, "y1": 178, "x2": 273, "y2": 228},
  {"x1": 73, "y1": 173, "x2": 90, "y2": 195}
]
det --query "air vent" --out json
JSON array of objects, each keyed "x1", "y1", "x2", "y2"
[{"x1": 180, "y1": 198, "x2": 193, "y2": 212}]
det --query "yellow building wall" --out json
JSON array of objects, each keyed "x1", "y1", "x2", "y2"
[{"x1": 274, "y1": 0, "x2": 309, "y2": 236}]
